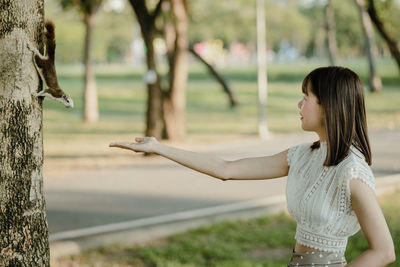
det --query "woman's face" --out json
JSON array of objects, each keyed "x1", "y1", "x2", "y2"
[{"x1": 298, "y1": 87, "x2": 325, "y2": 136}]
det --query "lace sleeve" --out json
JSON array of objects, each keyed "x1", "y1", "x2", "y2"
[
  {"x1": 344, "y1": 164, "x2": 376, "y2": 210},
  {"x1": 286, "y1": 145, "x2": 298, "y2": 166},
  {"x1": 287, "y1": 142, "x2": 314, "y2": 166},
  {"x1": 347, "y1": 165, "x2": 375, "y2": 190}
]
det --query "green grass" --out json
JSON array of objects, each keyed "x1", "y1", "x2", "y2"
[
  {"x1": 54, "y1": 190, "x2": 400, "y2": 266},
  {"x1": 48, "y1": 60, "x2": 399, "y2": 264},
  {"x1": 43, "y1": 59, "x2": 400, "y2": 169},
  {"x1": 47, "y1": 58, "x2": 400, "y2": 135}
]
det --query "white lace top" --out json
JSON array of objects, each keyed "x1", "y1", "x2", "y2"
[{"x1": 286, "y1": 141, "x2": 375, "y2": 252}]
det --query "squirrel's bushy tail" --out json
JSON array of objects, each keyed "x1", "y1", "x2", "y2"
[{"x1": 45, "y1": 20, "x2": 56, "y2": 60}]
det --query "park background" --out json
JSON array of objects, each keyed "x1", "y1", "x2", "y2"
[
  {"x1": 43, "y1": 0, "x2": 400, "y2": 173},
  {"x1": 9, "y1": 0, "x2": 400, "y2": 266}
]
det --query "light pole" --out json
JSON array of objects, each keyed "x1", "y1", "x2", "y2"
[{"x1": 256, "y1": 0, "x2": 270, "y2": 139}]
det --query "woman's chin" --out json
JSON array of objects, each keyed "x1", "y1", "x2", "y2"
[{"x1": 300, "y1": 124, "x2": 312, "y2": 132}]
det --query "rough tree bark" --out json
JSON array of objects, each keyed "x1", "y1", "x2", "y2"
[
  {"x1": 354, "y1": 0, "x2": 382, "y2": 92},
  {"x1": 0, "y1": 0, "x2": 50, "y2": 266},
  {"x1": 367, "y1": 0, "x2": 400, "y2": 73},
  {"x1": 324, "y1": 0, "x2": 338, "y2": 65}
]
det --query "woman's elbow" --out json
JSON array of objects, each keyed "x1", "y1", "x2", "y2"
[
  {"x1": 384, "y1": 248, "x2": 396, "y2": 265},
  {"x1": 385, "y1": 241, "x2": 396, "y2": 264},
  {"x1": 377, "y1": 246, "x2": 396, "y2": 265}
]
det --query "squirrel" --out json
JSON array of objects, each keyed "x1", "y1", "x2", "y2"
[{"x1": 27, "y1": 21, "x2": 74, "y2": 108}]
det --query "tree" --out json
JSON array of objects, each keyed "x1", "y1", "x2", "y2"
[
  {"x1": 324, "y1": 0, "x2": 338, "y2": 65},
  {"x1": 128, "y1": 0, "x2": 165, "y2": 139},
  {"x1": 129, "y1": 0, "x2": 189, "y2": 140},
  {"x1": 189, "y1": 0, "x2": 311, "y2": 54},
  {"x1": 354, "y1": 0, "x2": 382, "y2": 92},
  {"x1": 61, "y1": 0, "x2": 104, "y2": 122},
  {"x1": 0, "y1": 0, "x2": 50, "y2": 265},
  {"x1": 161, "y1": 0, "x2": 189, "y2": 140},
  {"x1": 301, "y1": 0, "x2": 363, "y2": 58},
  {"x1": 367, "y1": 0, "x2": 400, "y2": 72}
]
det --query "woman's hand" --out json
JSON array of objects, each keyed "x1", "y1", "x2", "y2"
[{"x1": 109, "y1": 137, "x2": 159, "y2": 153}]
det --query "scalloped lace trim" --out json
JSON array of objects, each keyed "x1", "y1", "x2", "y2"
[
  {"x1": 295, "y1": 227, "x2": 347, "y2": 253},
  {"x1": 348, "y1": 173, "x2": 375, "y2": 190}
]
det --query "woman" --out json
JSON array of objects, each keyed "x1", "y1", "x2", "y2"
[{"x1": 110, "y1": 66, "x2": 395, "y2": 266}]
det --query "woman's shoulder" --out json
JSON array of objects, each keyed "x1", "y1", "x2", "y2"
[
  {"x1": 287, "y1": 141, "x2": 313, "y2": 166},
  {"x1": 336, "y1": 147, "x2": 375, "y2": 189}
]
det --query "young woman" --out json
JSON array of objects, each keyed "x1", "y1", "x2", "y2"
[{"x1": 110, "y1": 66, "x2": 395, "y2": 266}]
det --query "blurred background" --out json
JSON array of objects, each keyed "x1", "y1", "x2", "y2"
[
  {"x1": 43, "y1": 0, "x2": 400, "y2": 174},
  {"x1": 43, "y1": 0, "x2": 400, "y2": 265}
]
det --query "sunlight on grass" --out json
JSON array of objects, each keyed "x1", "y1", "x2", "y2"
[
  {"x1": 43, "y1": 59, "x2": 399, "y2": 170},
  {"x1": 54, "y1": 190, "x2": 400, "y2": 266}
]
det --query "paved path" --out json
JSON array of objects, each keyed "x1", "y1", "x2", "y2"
[{"x1": 44, "y1": 128, "x2": 400, "y2": 235}]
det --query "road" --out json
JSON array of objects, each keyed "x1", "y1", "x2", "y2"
[{"x1": 44, "y1": 128, "x2": 400, "y2": 235}]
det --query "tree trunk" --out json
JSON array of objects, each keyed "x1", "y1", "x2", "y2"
[
  {"x1": 144, "y1": 34, "x2": 164, "y2": 139},
  {"x1": 324, "y1": 0, "x2": 338, "y2": 65},
  {"x1": 129, "y1": 0, "x2": 165, "y2": 139},
  {"x1": 367, "y1": 0, "x2": 400, "y2": 73},
  {"x1": 162, "y1": 0, "x2": 188, "y2": 140},
  {"x1": 354, "y1": 0, "x2": 382, "y2": 92},
  {"x1": 0, "y1": 0, "x2": 50, "y2": 265},
  {"x1": 130, "y1": 0, "x2": 189, "y2": 141},
  {"x1": 83, "y1": 13, "x2": 99, "y2": 123}
]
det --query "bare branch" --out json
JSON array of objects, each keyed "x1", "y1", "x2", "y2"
[
  {"x1": 189, "y1": 47, "x2": 239, "y2": 108},
  {"x1": 151, "y1": 0, "x2": 164, "y2": 21},
  {"x1": 367, "y1": 0, "x2": 400, "y2": 72}
]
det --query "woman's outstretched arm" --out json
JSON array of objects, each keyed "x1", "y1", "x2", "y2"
[{"x1": 109, "y1": 137, "x2": 289, "y2": 181}]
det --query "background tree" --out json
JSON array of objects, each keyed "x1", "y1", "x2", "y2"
[
  {"x1": 301, "y1": 0, "x2": 363, "y2": 58},
  {"x1": 128, "y1": 0, "x2": 165, "y2": 139},
  {"x1": 161, "y1": 0, "x2": 189, "y2": 140},
  {"x1": 128, "y1": 0, "x2": 189, "y2": 140},
  {"x1": 189, "y1": 0, "x2": 311, "y2": 54},
  {"x1": 45, "y1": 0, "x2": 134, "y2": 64},
  {"x1": 324, "y1": 0, "x2": 338, "y2": 65},
  {"x1": 367, "y1": 0, "x2": 400, "y2": 73},
  {"x1": 354, "y1": 0, "x2": 382, "y2": 92},
  {"x1": 300, "y1": 3, "x2": 325, "y2": 58},
  {"x1": 0, "y1": 0, "x2": 50, "y2": 265},
  {"x1": 61, "y1": 0, "x2": 104, "y2": 122}
]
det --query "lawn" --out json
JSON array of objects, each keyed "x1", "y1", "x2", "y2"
[
  {"x1": 43, "y1": 58, "x2": 400, "y2": 172},
  {"x1": 48, "y1": 59, "x2": 399, "y2": 265},
  {"x1": 54, "y1": 190, "x2": 400, "y2": 266}
]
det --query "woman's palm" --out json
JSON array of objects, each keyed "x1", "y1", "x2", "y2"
[{"x1": 109, "y1": 137, "x2": 158, "y2": 153}]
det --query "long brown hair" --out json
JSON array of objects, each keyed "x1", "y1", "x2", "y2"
[{"x1": 302, "y1": 66, "x2": 372, "y2": 166}]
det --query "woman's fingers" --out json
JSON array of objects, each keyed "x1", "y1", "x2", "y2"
[
  {"x1": 110, "y1": 137, "x2": 144, "y2": 147},
  {"x1": 110, "y1": 137, "x2": 155, "y2": 153},
  {"x1": 135, "y1": 137, "x2": 144, "y2": 142},
  {"x1": 109, "y1": 142, "x2": 133, "y2": 149},
  {"x1": 109, "y1": 141, "x2": 149, "y2": 152}
]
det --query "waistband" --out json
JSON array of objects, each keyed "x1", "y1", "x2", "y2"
[{"x1": 288, "y1": 250, "x2": 347, "y2": 266}]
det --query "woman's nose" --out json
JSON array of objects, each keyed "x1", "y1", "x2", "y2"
[{"x1": 298, "y1": 100, "x2": 302, "y2": 109}]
